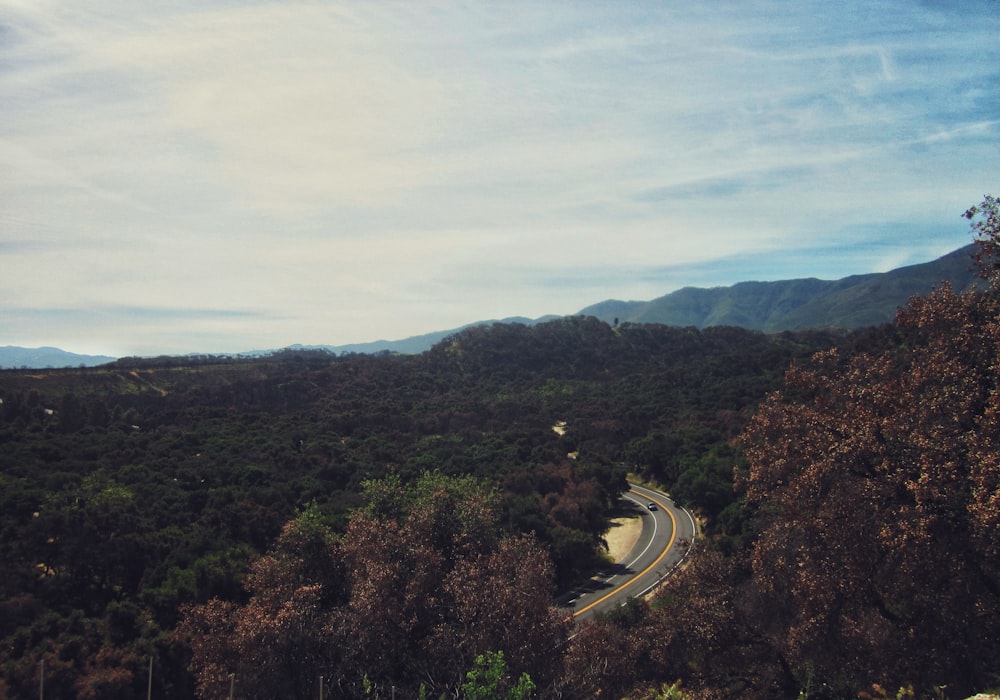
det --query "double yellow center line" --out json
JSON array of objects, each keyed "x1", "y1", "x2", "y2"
[{"x1": 572, "y1": 489, "x2": 677, "y2": 618}]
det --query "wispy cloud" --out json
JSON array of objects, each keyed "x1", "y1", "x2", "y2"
[{"x1": 1, "y1": 1, "x2": 997, "y2": 354}]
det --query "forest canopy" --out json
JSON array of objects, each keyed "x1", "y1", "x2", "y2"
[{"x1": 0, "y1": 314, "x2": 841, "y2": 697}]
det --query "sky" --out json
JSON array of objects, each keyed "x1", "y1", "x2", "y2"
[{"x1": 2, "y1": 1, "x2": 998, "y2": 357}]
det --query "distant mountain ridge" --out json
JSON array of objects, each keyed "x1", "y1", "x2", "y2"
[
  {"x1": 579, "y1": 244, "x2": 982, "y2": 332},
  {"x1": 246, "y1": 316, "x2": 560, "y2": 357},
  {"x1": 306, "y1": 245, "x2": 980, "y2": 356},
  {"x1": 0, "y1": 346, "x2": 116, "y2": 370},
  {"x1": 0, "y1": 245, "x2": 982, "y2": 367}
]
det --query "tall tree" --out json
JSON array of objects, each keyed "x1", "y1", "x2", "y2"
[
  {"x1": 965, "y1": 194, "x2": 1000, "y2": 279},
  {"x1": 741, "y1": 268, "x2": 1000, "y2": 695}
]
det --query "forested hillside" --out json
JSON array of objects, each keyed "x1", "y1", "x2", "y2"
[
  {"x1": 580, "y1": 243, "x2": 981, "y2": 332},
  {"x1": 1, "y1": 203, "x2": 998, "y2": 698},
  {"x1": 0, "y1": 317, "x2": 845, "y2": 697}
]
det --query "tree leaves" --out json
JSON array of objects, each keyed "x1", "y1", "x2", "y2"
[
  {"x1": 180, "y1": 474, "x2": 569, "y2": 698},
  {"x1": 741, "y1": 282, "x2": 1000, "y2": 696}
]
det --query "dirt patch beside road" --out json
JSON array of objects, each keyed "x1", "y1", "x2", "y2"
[{"x1": 604, "y1": 514, "x2": 643, "y2": 562}]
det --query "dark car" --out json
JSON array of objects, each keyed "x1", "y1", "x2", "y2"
[{"x1": 647, "y1": 502, "x2": 657, "y2": 511}]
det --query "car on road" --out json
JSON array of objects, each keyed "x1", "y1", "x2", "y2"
[{"x1": 647, "y1": 502, "x2": 657, "y2": 511}]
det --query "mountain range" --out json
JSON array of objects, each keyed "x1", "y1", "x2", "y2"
[
  {"x1": 0, "y1": 346, "x2": 117, "y2": 370},
  {"x1": 0, "y1": 244, "x2": 981, "y2": 368},
  {"x1": 579, "y1": 243, "x2": 981, "y2": 331},
  {"x1": 332, "y1": 243, "x2": 981, "y2": 353}
]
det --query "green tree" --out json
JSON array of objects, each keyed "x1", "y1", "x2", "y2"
[
  {"x1": 671, "y1": 447, "x2": 739, "y2": 520},
  {"x1": 460, "y1": 651, "x2": 535, "y2": 700},
  {"x1": 965, "y1": 194, "x2": 1000, "y2": 279}
]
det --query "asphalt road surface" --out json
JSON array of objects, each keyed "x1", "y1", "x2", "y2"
[{"x1": 563, "y1": 483, "x2": 697, "y2": 623}]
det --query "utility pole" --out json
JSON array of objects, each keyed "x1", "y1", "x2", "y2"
[
  {"x1": 39, "y1": 658, "x2": 44, "y2": 700},
  {"x1": 147, "y1": 656, "x2": 153, "y2": 700},
  {"x1": 228, "y1": 673, "x2": 235, "y2": 700}
]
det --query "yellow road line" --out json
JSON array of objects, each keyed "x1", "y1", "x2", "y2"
[{"x1": 572, "y1": 489, "x2": 677, "y2": 618}]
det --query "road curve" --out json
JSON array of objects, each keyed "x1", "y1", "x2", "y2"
[{"x1": 563, "y1": 483, "x2": 697, "y2": 622}]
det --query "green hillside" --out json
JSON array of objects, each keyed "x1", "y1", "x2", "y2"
[{"x1": 582, "y1": 244, "x2": 981, "y2": 331}]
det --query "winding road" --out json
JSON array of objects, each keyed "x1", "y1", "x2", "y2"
[{"x1": 563, "y1": 483, "x2": 697, "y2": 622}]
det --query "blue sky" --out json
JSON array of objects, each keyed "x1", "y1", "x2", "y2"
[{"x1": 2, "y1": 1, "x2": 998, "y2": 356}]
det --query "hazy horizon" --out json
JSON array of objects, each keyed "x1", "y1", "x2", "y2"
[{"x1": 3, "y1": 2, "x2": 997, "y2": 356}]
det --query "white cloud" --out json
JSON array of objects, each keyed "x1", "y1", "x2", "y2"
[{"x1": 1, "y1": 0, "x2": 998, "y2": 354}]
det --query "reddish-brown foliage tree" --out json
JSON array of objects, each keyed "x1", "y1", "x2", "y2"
[
  {"x1": 741, "y1": 278, "x2": 1000, "y2": 696},
  {"x1": 561, "y1": 600, "x2": 658, "y2": 698},
  {"x1": 563, "y1": 548, "x2": 790, "y2": 700},
  {"x1": 178, "y1": 508, "x2": 343, "y2": 699},
  {"x1": 179, "y1": 473, "x2": 569, "y2": 698},
  {"x1": 435, "y1": 533, "x2": 567, "y2": 688}
]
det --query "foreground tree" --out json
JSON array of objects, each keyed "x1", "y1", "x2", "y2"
[
  {"x1": 741, "y1": 261, "x2": 1000, "y2": 695},
  {"x1": 178, "y1": 505, "x2": 344, "y2": 699},
  {"x1": 460, "y1": 650, "x2": 535, "y2": 700},
  {"x1": 179, "y1": 473, "x2": 569, "y2": 698}
]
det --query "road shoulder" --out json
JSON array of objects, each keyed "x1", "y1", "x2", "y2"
[{"x1": 604, "y1": 513, "x2": 643, "y2": 562}]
